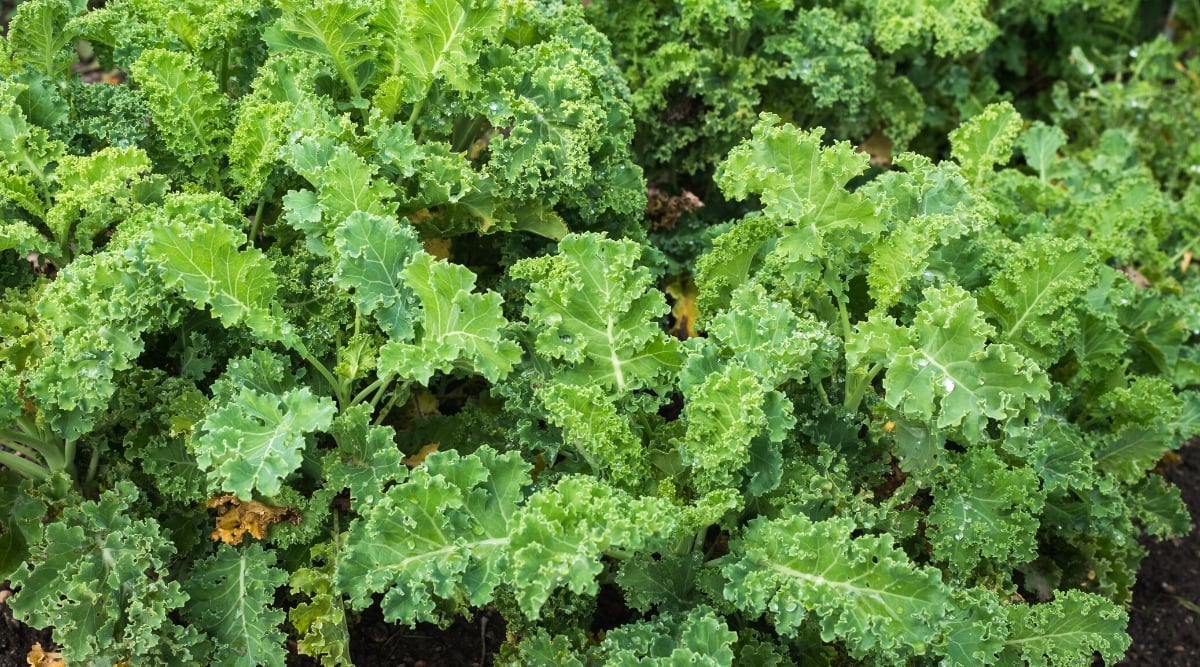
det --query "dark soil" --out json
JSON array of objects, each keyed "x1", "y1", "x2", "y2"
[
  {"x1": 1117, "y1": 439, "x2": 1200, "y2": 667},
  {"x1": 1, "y1": 443, "x2": 1197, "y2": 666}
]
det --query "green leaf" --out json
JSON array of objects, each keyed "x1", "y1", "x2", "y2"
[
  {"x1": 870, "y1": 0, "x2": 997, "y2": 57},
  {"x1": 378, "y1": 252, "x2": 520, "y2": 383},
  {"x1": 723, "y1": 514, "x2": 951, "y2": 660},
  {"x1": 380, "y1": 0, "x2": 505, "y2": 101},
  {"x1": 337, "y1": 447, "x2": 530, "y2": 625},
  {"x1": 7, "y1": 0, "x2": 84, "y2": 78},
  {"x1": 927, "y1": 449, "x2": 1044, "y2": 576},
  {"x1": 998, "y1": 591, "x2": 1129, "y2": 667},
  {"x1": 512, "y1": 233, "x2": 683, "y2": 393},
  {"x1": 1017, "y1": 122, "x2": 1068, "y2": 182},
  {"x1": 979, "y1": 236, "x2": 1097, "y2": 368},
  {"x1": 282, "y1": 138, "x2": 399, "y2": 254},
  {"x1": 289, "y1": 543, "x2": 352, "y2": 667},
  {"x1": 45, "y1": 146, "x2": 162, "y2": 256},
  {"x1": 8, "y1": 482, "x2": 203, "y2": 665},
  {"x1": 1128, "y1": 474, "x2": 1191, "y2": 540},
  {"x1": 325, "y1": 403, "x2": 405, "y2": 504},
  {"x1": 848, "y1": 285, "x2": 1050, "y2": 443},
  {"x1": 129, "y1": 48, "x2": 229, "y2": 168},
  {"x1": 537, "y1": 382, "x2": 646, "y2": 483},
  {"x1": 715, "y1": 113, "x2": 880, "y2": 262},
  {"x1": 147, "y1": 217, "x2": 294, "y2": 344},
  {"x1": 264, "y1": 0, "x2": 377, "y2": 98},
  {"x1": 333, "y1": 212, "x2": 423, "y2": 340},
  {"x1": 592, "y1": 607, "x2": 737, "y2": 666},
  {"x1": 196, "y1": 386, "x2": 336, "y2": 500},
  {"x1": 508, "y1": 475, "x2": 678, "y2": 618},
  {"x1": 185, "y1": 543, "x2": 288, "y2": 667},
  {"x1": 950, "y1": 102, "x2": 1022, "y2": 184}
]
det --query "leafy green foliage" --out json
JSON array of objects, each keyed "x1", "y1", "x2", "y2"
[{"x1": 0, "y1": 0, "x2": 1196, "y2": 664}]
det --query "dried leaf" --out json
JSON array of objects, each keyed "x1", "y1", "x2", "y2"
[
  {"x1": 858, "y1": 130, "x2": 894, "y2": 168},
  {"x1": 403, "y1": 443, "x2": 440, "y2": 467},
  {"x1": 26, "y1": 644, "x2": 65, "y2": 667},
  {"x1": 645, "y1": 187, "x2": 703, "y2": 230},
  {"x1": 665, "y1": 274, "x2": 700, "y2": 339},
  {"x1": 207, "y1": 494, "x2": 300, "y2": 545},
  {"x1": 422, "y1": 237, "x2": 452, "y2": 261}
]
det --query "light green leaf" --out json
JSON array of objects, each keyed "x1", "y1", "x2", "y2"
[
  {"x1": 723, "y1": 514, "x2": 951, "y2": 660},
  {"x1": 716, "y1": 113, "x2": 880, "y2": 261},
  {"x1": 927, "y1": 449, "x2": 1044, "y2": 576},
  {"x1": 130, "y1": 48, "x2": 229, "y2": 167},
  {"x1": 337, "y1": 447, "x2": 530, "y2": 625},
  {"x1": 998, "y1": 591, "x2": 1129, "y2": 667},
  {"x1": 378, "y1": 252, "x2": 520, "y2": 383},
  {"x1": 196, "y1": 387, "x2": 336, "y2": 500},
  {"x1": 380, "y1": 0, "x2": 504, "y2": 100},
  {"x1": 264, "y1": 0, "x2": 377, "y2": 98},
  {"x1": 325, "y1": 404, "x2": 405, "y2": 505},
  {"x1": 147, "y1": 217, "x2": 293, "y2": 344},
  {"x1": 1017, "y1": 122, "x2": 1068, "y2": 182},
  {"x1": 508, "y1": 476, "x2": 678, "y2": 618},
  {"x1": 537, "y1": 382, "x2": 646, "y2": 484},
  {"x1": 7, "y1": 0, "x2": 84, "y2": 78},
  {"x1": 289, "y1": 543, "x2": 351, "y2": 667},
  {"x1": 979, "y1": 236, "x2": 1097, "y2": 368},
  {"x1": 950, "y1": 102, "x2": 1022, "y2": 185},
  {"x1": 512, "y1": 233, "x2": 682, "y2": 393},
  {"x1": 848, "y1": 285, "x2": 1049, "y2": 443},
  {"x1": 333, "y1": 212, "x2": 423, "y2": 340},
  {"x1": 184, "y1": 543, "x2": 288, "y2": 667}
]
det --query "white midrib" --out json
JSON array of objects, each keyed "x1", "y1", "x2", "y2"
[{"x1": 606, "y1": 316, "x2": 625, "y2": 390}]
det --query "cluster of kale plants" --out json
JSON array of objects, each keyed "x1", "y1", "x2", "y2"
[{"x1": 1, "y1": 0, "x2": 1198, "y2": 665}]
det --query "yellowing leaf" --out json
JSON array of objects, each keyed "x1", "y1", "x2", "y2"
[
  {"x1": 403, "y1": 443, "x2": 440, "y2": 467},
  {"x1": 422, "y1": 237, "x2": 452, "y2": 260},
  {"x1": 665, "y1": 275, "x2": 700, "y2": 339},
  {"x1": 207, "y1": 494, "x2": 299, "y2": 545},
  {"x1": 26, "y1": 643, "x2": 65, "y2": 667}
]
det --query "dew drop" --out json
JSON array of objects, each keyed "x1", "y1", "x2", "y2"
[
  {"x1": 942, "y1": 378, "x2": 955, "y2": 393},
  {"x1": 916, "y1": 358, "x2": 929, "y2": 368}
]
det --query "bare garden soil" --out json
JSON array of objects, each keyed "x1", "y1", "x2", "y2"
[{"x1": 0, "y1": 442, "x2": 1196, "y2": 666}]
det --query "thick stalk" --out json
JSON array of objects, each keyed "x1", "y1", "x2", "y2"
[{"x1": 0, "y1": 450, "x2": 50, "y2": 481}]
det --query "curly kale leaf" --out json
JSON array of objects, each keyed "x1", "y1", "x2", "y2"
[
  {"x1": 183, "y1": 543, "x2": 288, "y2": 667},
  {"x1": 847, "y1": 285, "x2": 1050, "y2": 446},
  {"x1": 8, "y1": 482, "x2": 204, "y2": 665},
  {"x1": 512, "y1": 233, "x2": 682, "y2": 393},
  {"x1": 195, "y1": 384, "x2": 336, "y2": 500},
  {"x1": 723, "y1": 514, "x2": 952, "y2": 661},
  {"x1": 378, "y1": 252, "x2": 520, "y2": 383}
]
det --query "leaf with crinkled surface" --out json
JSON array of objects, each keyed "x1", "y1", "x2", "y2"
[
  {"x1": 996, "y1": 591, "x2": 1129, "y2": 667},
  {"x1": 333, "y1": 212, "x2": 423, "y2": 341},
  {"x1": 147, "y1": 217, "x2": 294, "y2": 345},
  {"x1": 950, "y1": 102, "x2": 1022, "y2": 185},
  {"x1": 870, "y1": 0, "x2": 997, "y2": 57},
  {"x1": 8, "y1": 482, "x2": 204, "y2": 665},
  {"x1": 379, "y1": 0, "x2": 504, "y2": 100},
  {"x1": 979, "y1": 235, "x2": 1097, "y2": 368},
  {"x1": 45, "y1": 146, "x2": 162, "y2": 256},
  {"x1": 847, "y1": 285, "x2": 1049, "y2": 443},
  {"x1": 337, "y1": 447, "x2": 529, "y2": 625},
  {"x1": 723, "y1": 514, "x2": 952, "y2": 661},
  {"x1": 378, "y1": 252, "x2": 520, "y2": 383},
  {"x1": 129, "y1": 48, "x2": 229, "y2": 168},
  {"x1": 512, "y1": 233, "x2": 682, "y2": 393},
  {"x1": 325, "y1": 404, "x2": 405, "y2": 505},
  {"x1": 264, "y1": 0, "x2": 377, "y2": 98},
  {"x1": 289, "y1": 543, "x2": 351, "y2": 667},
  {"x1": 591, "y1": 607, "x2": 737, "y2": 666},
  {"x1": 508, "y1": 475, "x2": 678, "y2": 618},
  {"x1": 184, "y1": 543, "x2": 288, "y2": 667},
  {"x1": 926, "y1": 449, "x2": 1044, "y2": 576},
  {"x1": 716, "y1": 113, "x2": 880, "y2": 260},
  {"x1": 6, "y1": 0, "x2": 84, "y2": 78},
  {"x1": 196, "y1": 386, "x2": 336, "y2": 500},
  {"x1": 537, "y1": 382, "x2": 646, "y2": 484}
]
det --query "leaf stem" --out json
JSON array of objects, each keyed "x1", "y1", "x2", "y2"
[
  {"x1": 0, "y1": 450, "x2": 50, "y2": 481},
  {"x1": 249, "y1": 198, "x2": 267, "y2": 244}
]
